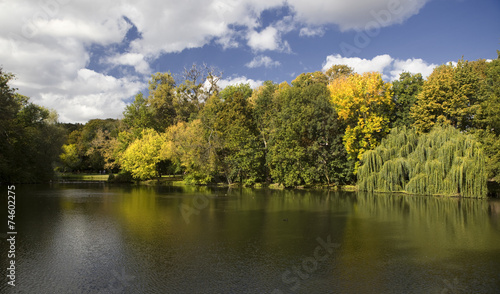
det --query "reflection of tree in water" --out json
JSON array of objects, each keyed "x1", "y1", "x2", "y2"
[{"x1": 488, "y1": 200, "x2": 500, "y2": 229}]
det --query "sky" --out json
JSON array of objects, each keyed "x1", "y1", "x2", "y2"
[{"x1": 0, "y1": 0, "x2": 499, "y2": 123}]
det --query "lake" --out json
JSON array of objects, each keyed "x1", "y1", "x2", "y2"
[{"x1": 1, "y1": 183, "x2": 500, "y2": 293}]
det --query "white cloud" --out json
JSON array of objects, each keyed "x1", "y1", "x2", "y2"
[
  {"x1": 216, "y1": 76, "x2": 264, "y2": 89},
  {"x1": 323, "y1": 54, "x2": 393, "y2": 77},
  {"x1": 299, "y1": 27, "x2": 325, "y2": 37},
  {"x1": 0, "y1": 0, "x2": 433, "y2": 122},
  {"x1": 247, "y1": 26, "x2": 280, "y2": 52},
  {"x1": 322, "y1": 54, "x2": 439, "y2": 80},
  {"x1": 106, "y1": 53, "x2": 151, "y2": 74},
  {"x1": 390, "y1": 58, "x2": 437, "y2": 80},
  {"x1": 31, "y1": 69, "x2": 144, "y2": 123},
  {"x1": 288, "y1": 0, "x2": 430, "y2": 31},
  {"x1": 245, "y1": 55, "x2": 281, "y2": 68}
]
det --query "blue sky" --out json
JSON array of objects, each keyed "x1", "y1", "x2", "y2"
[{"x1": 1, "y1": 0, "x2": 499, "y2": 123}]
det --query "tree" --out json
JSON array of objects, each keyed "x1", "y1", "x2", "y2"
[
  {"x1": 0, "y1": 68, "x2": 65, "y2": 183},
  {"x1": 357, "y1": 125, "x2": 487, "y2": 198},
  {"x1": 411, "y1": 59, "x2": 483, "y2": 133},
  {"x1": 391, "y1": 72, "x2": 423, "y2": 128},
  {"x1": 174, "y1": 63, "x2": 223, "y2": 122},
  {"x1": 249, "y1": 81, "x2": 279, "y2": 181},
  {"x1": 268, "y1": 74, "x2": 352, "y2": 187},
  {"x1": 147, "y1": 72, "x2": 177, "y2": 131},
  {"x1": 328, "y1": 72, "x2": 393, "y2": 166},
  {"x1": 123, "y1": 92, "x2": 155, "y2": 132},
  {"x1": 290, "y1": 71, "x2": 328, "y2": 88},
  {"x1": 189, "y1": 83, "x2": 264, "y2": 185},
  {"x1": 59, "y1": 144, "x2": 81, "y2": 172},
  {"x1": 162, "y1": 119, "x2": 218, "y2": 184},
  {"x1": 217, "y1": 84, "x2": 263, "y2": 185},
  {"x1": 473, "y1": 52, "x2": 500, "y2": 181},
  {"x1": 69, "y1": 119, "x2": 121, "y2": 172},
  {"x1": 325, "y1": 64, "x2": 354, "y2": 81},
  {"x1": 86, "y1": 129, "x2": 119, "y2": 171},
  {"x1": 120, "y1": 129, "x2": 166, "y2": 180}
]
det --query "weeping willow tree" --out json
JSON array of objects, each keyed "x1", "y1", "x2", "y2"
[{"x1": 357, "y1": 125, "x2": 487, "y2": 198}]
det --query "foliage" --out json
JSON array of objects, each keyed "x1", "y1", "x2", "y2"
[
  {"x1": 191, "y1": 84, "x2": 264, "y2": 185},
  {"x1": 62, "y1": 118, "x2": 121, "y2": 172},
  {"x1": 86, "y1": 129, "x2": 119, "y2": 171},
  {"x1": 147, "y1": 72, "x2": 177, "y2": 131},
  {"x1": 472, "y1": 51, "x2": 500, "y2": 181},
  {"x1": 357, "y1": 125, "x2": 487, "y2": 198},
  {"x1": 269, "y1": 74, "x2": 353, "y2": 187},
  {"x1": 325, "y1": 64, "x2": 354, "y2": 81},
  {"x1": 120, "y1": 129, "x2": 167, "y2": 180},
  {"x1": 249, "y1": 81, "x2": 279, "y2": 181},
  {"x1": 107, "y1": 170, "x2": 134, "y2": 183},
  {"x1": 123, "y1": 93, "x2": 155, "y2": 132},
  {"x1": 328, "y1": 72, "x2": 393, "y2": 165},
  {"x1": 163, "y1": 119, "x2": 216, "y2": 184},
  {"x1": 59, "y1": 144, "x2": 81, "y2": 172},
  {"x1": 411, "y1": 59, "x2": 483, "y2": 132},
  {"x1": 391, "y1": 72, "x2": 423, "y2": 128},
  {"x1": 0, "y1": 68, "x2": 65, "y2": 183}
]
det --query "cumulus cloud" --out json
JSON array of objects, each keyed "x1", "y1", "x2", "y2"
[
  {"x1": 216, "y1": 76, "x2": 264, "y2": 89},
  {"x1": 0, "y1": 0, "x2": 432, "y2": 122},
  {"x1": 323, "y1": 54, "x2": 393, "y2": 76},
  {"x1": 322, "y1": 54, "x2": 439, "y2": 80},
  {"x1": 247, "y1": 26, "x2": 291, "y2": 53},
  {"x1": 106, "y1": 53, "x2": 151, "y2": 74},
  {"x1": 299, "y1": 27, "x2": 325, "y2": 37},
  {"x1": 245, "y1": 55, "x2": 281, "y2": 68},
  {"x1": 288, "y1": 0, "x2": 430, "y2": 31},
  {"x1": 31, "y1": 69, "x2": 143, "y2": 123},
  {"x1": 390, "y1": 58, "x2": 437, "y2": 80}
]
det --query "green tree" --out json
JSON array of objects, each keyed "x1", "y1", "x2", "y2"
[
  {"x1": 0, "y1": 70, "x2": 65, "y2": 183},
  {"x1": 411, "y1": 59, "x2": 483, "y2": 132},
  {"x1": 147, "y1": 72, "x2": 177, "y2": 131},
  {"x1": 123, "y1": 92, "x2": 155, "y2": 132},
  {"x1": 357, "y1": 125, "x2": 487, "y2": 198},
  {"x1": 217, "y1": 84, "x2": 263, "y2": 185},
  {"x1": 391, "y1": 72, "x2": 423, "y2": 128},
  {"x1": 325, "y1": 64, "x2": 354, "y2": 81},
  {"x1": 59, "y1": 144, "x2": 81, "y2": 172},
  {"x1": 163, "y1": 119, "x2": 217, "y2": 184},
  {"x1": 249, "y1": 81, "x2": 279, "y2": 181},
  {"x1": 268, "y1": 74, "x2": 352, "y2": 187},
  {"x1": 194, "y1": 84, "x2": 263, "y2": 184},
  {"x1": 71, "y1": 119, "x2": 121, "y2": 172},
  {"x1": 473, "y1": 52, "x2": 500, "y2": 181}
]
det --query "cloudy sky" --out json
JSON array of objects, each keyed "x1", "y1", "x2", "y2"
[{"x1": 1, "y1": 0, "x2": 499, "y2": 123}]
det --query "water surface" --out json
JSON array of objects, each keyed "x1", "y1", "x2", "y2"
[{"x1": 1, "y1": 183, "x2": 499, "y2": 293}]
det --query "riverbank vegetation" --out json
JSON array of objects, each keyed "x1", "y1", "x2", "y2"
[{"x1": 1, "y1": 51, "x2": 499, "y2": 197}]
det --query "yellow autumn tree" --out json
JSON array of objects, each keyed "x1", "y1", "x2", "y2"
[
  {"x1": 328, "y1": 72, "x2": 393, "y2": 167},
  {"x1": 120, "y1": 128, "x2": 167, "y2": 180}
]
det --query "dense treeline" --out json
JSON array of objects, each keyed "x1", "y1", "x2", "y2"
[
  {"x1": 2, "y1": 52, "x2": 499, "y2": 197},
  {"x1": 0, "y1": 68, "x2": 65, "y2": 183}
]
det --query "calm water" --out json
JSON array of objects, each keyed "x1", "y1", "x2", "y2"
[{"x1": 1, "y1": 183, "x2": 500, "y2": 293}]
